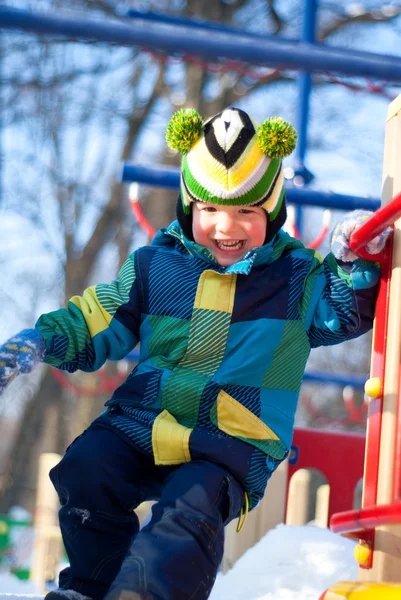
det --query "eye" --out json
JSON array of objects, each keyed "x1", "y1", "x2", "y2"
[
  {"x1": 203, "y1": 206, "x2": 217, "y2": 212},
  {"x1": 239, "y1": 208, "x2": 255, "y2": 215}
]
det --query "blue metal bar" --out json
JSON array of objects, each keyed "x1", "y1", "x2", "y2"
[
  {"x1": 2, "y1": 6, "x2": 401, "y2": 80},
  {"x1": 296, "y1": 76, "x2": 313, "y2": 170},
  {"x1": 121, "y1": 163, "x2": 380, "y2": 210},
  {"x1": 303, "y1": 370, "x2": 366, "y2": 389},
  {"x1": 295, "y1": 0, "x2": 318, "y2": 170},
  {"x1": 121, "y1": 163, "x2": 180, "y2": 189},
  {"x1": 287, "y1": 188, "x2": 379, "y2": 211},
  {"x1": 294, "y1": 0, "x2": 319, "y2": 235}
]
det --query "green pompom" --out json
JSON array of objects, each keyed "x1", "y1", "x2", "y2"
[
  {"x1": 165, "y1": 108, "x2": 204, "y2": 154},
  {"x1": 257, "y1": 117, "x2": 297, "y2": 159}
]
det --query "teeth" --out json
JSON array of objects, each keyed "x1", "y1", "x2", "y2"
[{"x1": 215, "y1": 240, "x2": 243, "y2": 251}]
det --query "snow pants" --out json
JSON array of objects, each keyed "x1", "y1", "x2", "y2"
[{"x1": 49, "y1": 420, "x2": 244, "y2": 600}]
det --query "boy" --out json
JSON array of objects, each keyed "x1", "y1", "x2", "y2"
[{"x1": 0, "y1": 107, "x2": 388, "y2": 600}]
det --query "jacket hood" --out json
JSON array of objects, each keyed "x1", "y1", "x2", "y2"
[{"x1": 151, "y1": 221, "x2": 307, "y2": 275}]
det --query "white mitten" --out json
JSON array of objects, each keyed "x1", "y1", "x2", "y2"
[{"x1": 331, "y1": 210, "x2": 390, "y2": 262}]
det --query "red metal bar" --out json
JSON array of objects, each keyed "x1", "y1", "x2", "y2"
[
  {"x1": 342, "y1": 386, "x2": 367, "y2": 425},
  {"x1": 308, "y1": 210, "x2": 331, "y2": 250},
  {"x1": 51, "y1": 367, "x2": 126, "y2": 395},
  {"x1": 130, "y1": 198, "x2": 157, "y2": 239},
  {"x1": 288, "y1": 207, "x2": 331, "y2": 251},
  {"x1": 300, "y1": 387, "x2": 367, "y2": 427},
  {"x1": 349, "y1": 191, "x2": 401, "y2": 261},
  {"x1": 363, "y1": 243, "x2": 392, "y2": 509},
  {"x1": 330, "y1": 501, "x2": 401, "y2": 534},
  {"x1": 308, "y1": 225, "x2": 329, "y2": 250}
]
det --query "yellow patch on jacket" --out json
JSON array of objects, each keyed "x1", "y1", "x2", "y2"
[
  {"x1": 152, "y1": 410, "x2": 192, "y2": 465},
  {"x1": 216, "y1": 390, "x2": 280, "y2": 442},
  {"x1": 194, "y1": 271, "x2": 236, "y2": 313},
  {"x1": 70, "y1": 286, "x2": 112, "y2": 338}
]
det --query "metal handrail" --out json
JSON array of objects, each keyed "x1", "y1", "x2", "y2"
[{"x1": 349, "y1": 191, "x2": 401, "y2": 261}]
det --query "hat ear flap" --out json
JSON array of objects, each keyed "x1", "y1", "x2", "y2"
[
  {"x1": 257, "y1": 117, "x2": 297, "y2": 159},
  {"x1": 165, "y1": 108, "x2": 204, "y2": 154}
]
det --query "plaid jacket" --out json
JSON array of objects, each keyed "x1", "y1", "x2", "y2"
[{"x1": 36, "y1": 222, "x2": 379, "y2": 508}]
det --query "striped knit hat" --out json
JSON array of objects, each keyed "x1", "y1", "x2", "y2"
[{"x1": 166, "y1": 107, "x2": 297, "y2": 243}]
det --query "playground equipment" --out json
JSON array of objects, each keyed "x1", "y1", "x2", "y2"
[
  {"x1": 29, "y1": 454, "x2": 63, "y2": 593},
  {"x1": 319, "y1": 94, "x2": 401, "y2": 597},
  {"x1": 2, "y1": 5, "x2": 401, "y2": 80}
]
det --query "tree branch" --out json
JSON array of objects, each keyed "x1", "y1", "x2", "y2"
[
  {"x1": 64, "y1": 63, "x2": 167, "y2": 295},
  {"x1": 319, "y1": 6, "x2": 401, "y2": 40},
  {"x1": 266, "y1": 0, "x2": 285, "y2": 34}
]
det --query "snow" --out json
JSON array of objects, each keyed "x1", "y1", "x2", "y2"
[
  {"x1": 0, "y1": 571, "x2": 40, "y2": 597},
  {"x1": 0, "y1": 523, "x2": 357, "y2": 600},
  {"x1": 209, "y1": 524, "x2": 357, "y2": 600}
]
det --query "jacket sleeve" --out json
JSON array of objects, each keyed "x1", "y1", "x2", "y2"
[
  {"x1": 302, "y1": 252, "x2": 380, "y2": 348},
  {"x1": 35, "y1": 251, "x2": 141, "y2": 372}
]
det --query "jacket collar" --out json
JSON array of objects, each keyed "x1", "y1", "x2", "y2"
[{"x1": 152, "y1": 221, "x2": 304, "y2": 275}]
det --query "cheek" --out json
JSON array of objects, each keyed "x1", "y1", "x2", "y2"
[
  {"x1": 248, "y1": 223, "x2": 267, "y2": 246},
  {"x1": 192, "y1": 213, "x2": 211, "y2": 246}
]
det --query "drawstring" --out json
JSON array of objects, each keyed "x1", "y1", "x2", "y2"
[{"x1": 236, "y1": 492, "x2": 249, "y2": 533}]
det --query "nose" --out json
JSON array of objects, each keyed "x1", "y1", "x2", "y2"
[{"x1": 215, "y1": 211, "x2": 237, "y2": 235}]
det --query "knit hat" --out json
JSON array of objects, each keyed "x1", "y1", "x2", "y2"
[{"x1": 165, "y1": 107, "x2": 297, "y2": 243}]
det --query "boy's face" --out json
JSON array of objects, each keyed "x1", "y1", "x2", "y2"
[{"x1": 192, "y1": 202, "x2": 267, "y2": 267}]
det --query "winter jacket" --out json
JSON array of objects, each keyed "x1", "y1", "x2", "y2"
[{"x1": 36, "y1": 222, "x2": 380, "y2": 508}]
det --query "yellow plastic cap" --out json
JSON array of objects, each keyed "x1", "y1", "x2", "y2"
[
  {"x1": 364, "y1": 377, "x2": 382, "y2": 399},
  {"x1": 354, "y1": 541, "x2": 371, "y2": 566}
]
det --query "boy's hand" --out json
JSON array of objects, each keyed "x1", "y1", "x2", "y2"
[
  {"x1": 331, "y1": 209, "x2": 390, "y2": 262},
  {"x1": 0, "y1": 329, "x2": 46, "y2": 395}
]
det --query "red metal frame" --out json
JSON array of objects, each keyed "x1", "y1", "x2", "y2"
[
  {"x1": 130, "y1": 197, "x2": 157, "y2": 239},
  {"x1": 300, "y1": 386, "x2": 367, "y2": 427},
  {"x1": 329, "y1": 192, "x2": 401, "y2": 568},
  {"x1": 128, "y1": 182, "x2": 156, "y2": 239},
  {"x1": 288, "y1": 208, "x2": 331, "y2": 251},
  {"x1": 51, "y1": 367, "x2": 127, "y2": 396}
]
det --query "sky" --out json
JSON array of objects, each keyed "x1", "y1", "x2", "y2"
[{"x1": 0, "y1": 523, "x2": 358, "y2": 600}]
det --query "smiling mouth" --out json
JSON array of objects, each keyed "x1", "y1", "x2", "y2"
[{"x1": 214, "y1": 239, "x2": 245, "y2": 252}]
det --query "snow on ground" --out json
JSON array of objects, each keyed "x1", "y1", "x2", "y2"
[
  {"x1": 209, "y1": 524, "x2": 357, "y2": 600},
  {"x1": 0, "y1": 571, "x2": 41, "y2": 598},
  {"x1": 0, "y1": 524, "x2": 357, "y2": 600}
]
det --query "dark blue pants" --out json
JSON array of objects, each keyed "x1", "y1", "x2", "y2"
[{"x1": 49, "y1": 421, "x2": 244, "y2": 600}]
